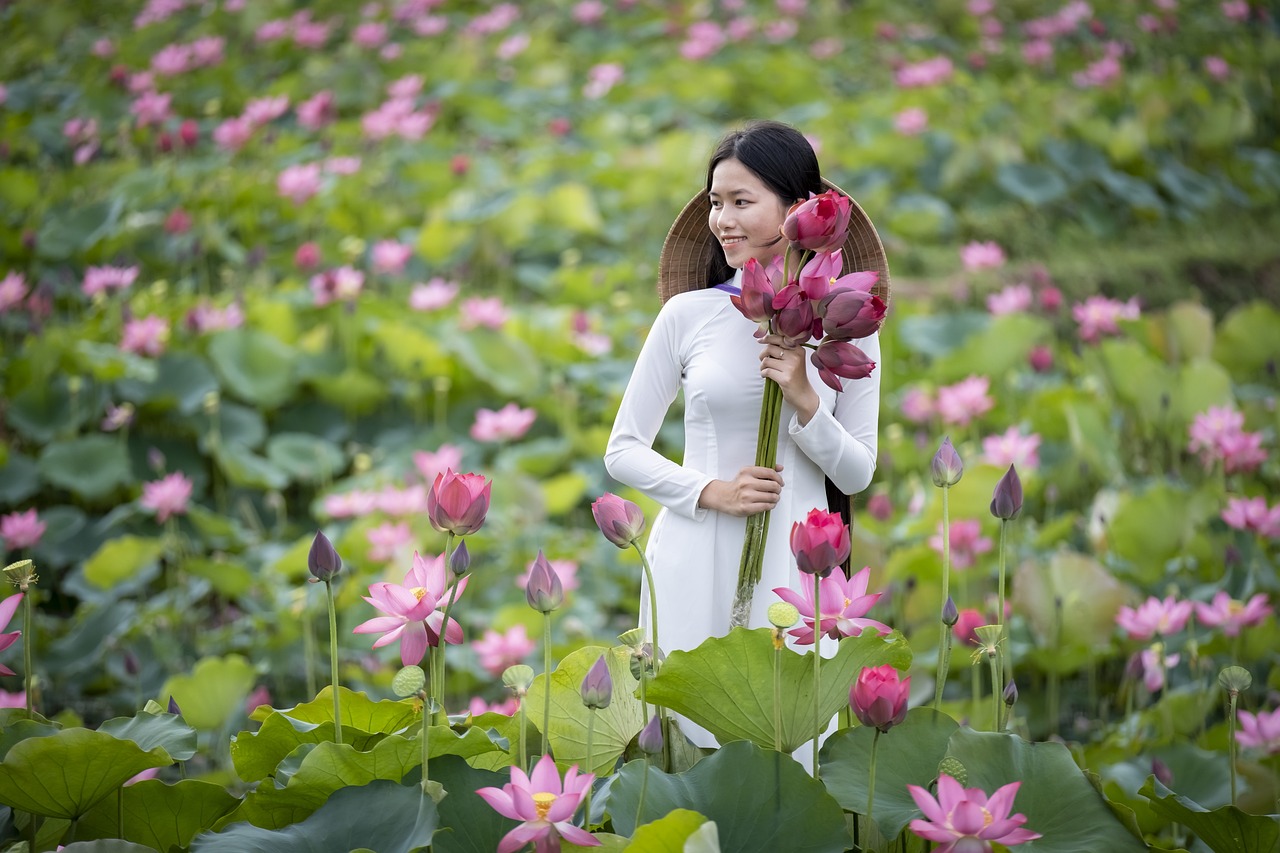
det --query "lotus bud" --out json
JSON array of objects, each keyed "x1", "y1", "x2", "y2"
[
  {"x1": 580, "y1": 654, "x2": 613, "y2": 710},
  {"x1": 524, "y1": 551, "x2": 563, "y2": 613},
  {"x1": 449, "y1": 540, "x2": 471, "y2": 577},
  {"x1": 638, "y1": 714, "x2": 664, "y2": 755},
  {"x1": 1003, "y1": 679, "x2": 1018, "y2": 707},
  {"x1": 307, "y1": 530, "x2": 342, "y2": 582},
  {"x1": 937, "y1": 756, "x2": 967, "y2": 786},
  {"x1": 167, "y1": 695, "x2": 182, "y2": 716},
  {"x1": 941, "y1": 596, "x2": 959, "y2": 627},
  {"x1": 1218, "y1": 665, "x2": 1252, "y2": 696},
  {"x1": 850, "y1": 665, "x2": 910, "y2": 733},
  {"x1": 989, "y1": 464, "x2": 1023, "y2": 520},
  {"x1": 502, "y1": 664, "x2": 536, "y2": 698},
  {"x1": 930, "y1": 436, "x2": 964, "y2": 488},
  {"x1": 591, "y1": 493, "x2": 647, "y2": 549},
  {"x1": 1151, "y1": 757, "x2": 1174, "y2": 787}
]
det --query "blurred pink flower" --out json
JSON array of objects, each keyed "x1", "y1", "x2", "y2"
[
  {"x1": 497, "y1": 33, "x2": 530, "y2": 59},
  {"x1": 92, "y1": 38, "x2": 116, "y2": 58},
  {"x1": 1203, "y1": 56, "x2": 1230, "y2": 80},
  {"x1": 413, "y1": 15, "x2": 449, "y2": 37},
  {"x1": 1022, "y1": 39, "x2": 1054, "y2": 66},
  {"x1": 953, "y1": 608, "x2": 985, "y2": 646},
  {"x1": 1139, "y1": 645, "x2": 1179, "y2": 692},
  {"x1": 128, "y1": 71, "x2": 155, "y2": 94},
  {"x1": 471, "y1": 403, "x2": 536, "y2": 442},
  {"x1": 294, "y1": 20, "x2": 331, "y2": 49},
  {"x1": 322, "y1": 489, "x2": 378, "y2": 519},
  {"x1": 151, "y1": 43, "x2": 193, "y2": 75},
  {"x1": 1116, "y1": 595, "x2": 1192, "y2": 640},
  {"x1": 466, "y1": 3, "x2": 520, "y2": 35},
  {"x1": 459, "y1": 296, "x2": 509, "y2": 329},
  {"x1": 473, "y1": 624, "x2": 536, "y2": 676},
  {"x1": 573, "y1": 0, "x2": 606, "y2": 24},
  {"x1": 141, "y1": 472, "x2": 193, "y2": 522},
  {"x1": 682, "y1": 21, "x2": 726, "y2": 60},
  {"x1": 212, "y1": 117, "x2": 254, "y2": 151},
  {"x1": 573, "y1": 331, "x2": 612, "y2": 356},
  {"x1": 255, "y1": 20, "x2": 290, "y2": 43},
  {"x1": 310, "y1": 266, "x2": 365, "y2": 306},
  {"x1": 1028, "y1": 345, "x2": 1054, "y2": 373},
  {"x1": 866, "y1": 493, "x2": 893, "y2": 521},
  {"x1": 295, "y1": 242, "x2": 321, "y2": 270},
  {"x1": 190, "y1": 36, "x2": 225, "y2": 66},
  {"x1": 469, "y1": 696, "x2": 519, "y2": 717},
  {"x1": 277, "y1": 163, "x2": 323, "y2": 204},
  {"x1": 367, "y1": 522, "x2": 413, "y2": 562},
  {"x1": 960, "y1": 241, "x2": 1006, "y2": 271},
  {"x1": 413, "y1": 444, "x2": 465, "y2": 485},
  {"x1": 900, "y1": 387, "x2": 936, "y2": 423},
  {"x1": 982, "y1": 426, "x2": 1040, "y2": 470},
  {"x1": 1188, "y1": 406, "x2": 1245, "y2": 459},
  {"x1": 764, "y1": 19, "x2": 799, "y2": 40},
  {"x1": 929, "y1": 519, "x2": 993, "y2": 571},
  {"x1": 1072, "y1": 295, "x2": 1140, "y2": 342},
  {"x1": 1222, "y1": 0, "x2": 1250, "y2": 21},
  {"x1": 936, "y1": 376, "x2": 995, "y2": 427},
  {"x1": 387, "y1": 74, "x2": 424, "y2": 100},
  {"x1": 584, "y1": 62, "x2": 624, "y2": 99},
  {"x1": 986, "y1": 284, "x2": 1032, "y2": 315},
  {"x1": 895, "y1": 56, "x2": 954, "y2": 88},
  {"x1": 243, "y1": 95, "x2": 290, "y2": 127},
  {"x1": 371, "y1": 240, "x2": 413, "y2": 274},
  {"x1": 185, "y1": 301, "x2": 244, "y2": 334},
  {"x1": 0, "y1": 690, "x2": 25, "y2": 709},
  {"x1": 131, "y1": 91, "x2": 173, "y2": 127},
  {"x1": 809, "y1": 36, "x2": 840, "y2": 58},
  {"x1": 297, "y1": 91, "x2": 337, "y2": 130},
  {"x1": 516, "y1": 557, "x2": 580, "y2": 594},
  {"x1": 1038, "y1": 285, "x2": 1062, "y2": 311},
  {"x1": 101, "y1": 403, "x2": 135, "y2": 432},
  {"x1": 1074, "y1": 54, "x2": 1122, "y2": 88},
  {"x1": 409, "y1": 278, "x2": 460, "y2": 311},
  {"x1": 353, "y1": 21, "x2": 389, "y2": 48},
  {"x1": 121, "y1": 315, "x2": 170, "y2": 357},
  {"x1": 83, "y1": 265, "x2": 139, "y2": 297},
  {"x1": 967, "y1": 0, "x2": 994, "y2": 13},
  {"x1": 476, "y1": 754, "x2": 599, "y2": 853},
  {"x1": 0, "y1": 84, "x2": 7, "y2": 107},
  {"x1": 908, "y1": 776, "x2": 1041, "y2": 852},
  {"x1": 1195, "y1": 591, "x2": 1271, "y2": 636},
  {"x1": 376, "y1": 484, "x2": 429, "y2": 517},
  {"x1": 773, "y1": 567, "x2": 890, "y2": 645},
  {"x1": 893, "y1": 107, "x2": 928, "y2": 136},
  {"x1": 778, "y1": 0, "x2": 808, "y2": 14},
  {"x1": 0, "y1": 272, "x2": 28, "y2": 313},
  {"x1": 1221, "y1": 496, "x2": 1280, "y2": 537},
  {"x1": 1237, "y1": 708, "x2": 1280, "y2": 754},
  {"x1": 244, "y1": 685, "x2": 272, "y2": 715},
  {"x1": 1, "y1": 509, "x2": 45, "y2": 550}
]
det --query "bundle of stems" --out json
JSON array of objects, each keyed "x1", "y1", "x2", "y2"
[{"x1": 729, "y1": 377, "x2": 783, "y2": 627}]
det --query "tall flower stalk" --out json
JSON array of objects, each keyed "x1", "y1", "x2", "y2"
[
  {"x1": 850, "y1": 665, "x2": 909, "y2": 835},
  {"x1": 307, "y1": 532, "x2": 343, "y2": 745},
  {"x1": 990, "y1": 464, "x2": 1023, "y2": 697},
  {"x1": 503, "y1": 665, "x2": 534, "y2": 773},
  {"x1": 579, "y1": 654, "x2": 612, "y2": 826},
  {"x1": 768, "y1": 603, "x2": 800, "y2": 751},
  {"x1": 636, "y1": 714, "x2": 663, "y2": 827},
  {"x1": 1219, "y1": 666, "x2": 1252, "y2": 806},
  {"x1": 526, "y1": 552, "x2": 564, "y2": 761},
  {"x1": 931, "y1": 437, "x2": 963, "y2": 708}
]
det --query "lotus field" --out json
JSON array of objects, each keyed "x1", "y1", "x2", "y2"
[{"x1": 2, "y1": 0, "x2": 1280, "y2": 851}]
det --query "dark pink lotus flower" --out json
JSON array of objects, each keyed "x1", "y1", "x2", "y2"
[
  {"x1": 476, "y1": 753, "x2": 600, "y2": 853},
  {"x1": 818, "y1": 288, "x2": 886, "y2": 340},
  {"x1": 810, "y1": 339, "x2": 876, "y2": 391},
  {"x1": 850, "y1": 664, "x2": 910, "y2": 732},
  {"x1": 591, "y1": 493, "x2": 646, "y2": 549},
  {"x1": 0, "y1": 593, "x2": 23, "y2": 676},
  {"x1": 781, "y1": 190, "x2": 851, "y2": 253},
  {"x1": 907, "y1": 775, "x2": 1041, "y2": 852},
  {"x1": 771, "y1": 283, "x2": 817, "y2": 345},
  {"x1": 789, "y1": 508, "x2": 850, "y2": 577},
  {"x1": 427, "y1": 469, "x2": 491, "y2": 536},
  {"x1": 729, "y1": 256, "x2": 784, "y2": 329}
]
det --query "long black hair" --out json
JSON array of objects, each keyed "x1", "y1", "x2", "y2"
[{"x1": 703, "y1": 120, "x2": 856, "y2": 574}]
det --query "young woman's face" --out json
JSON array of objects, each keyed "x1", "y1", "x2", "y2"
[{"x1": 707, "y1": 158, "x2": 792, "y2": 270}]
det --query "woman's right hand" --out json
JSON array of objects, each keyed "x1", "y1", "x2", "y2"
[{"x1": 698, "y1": 466, "x2": 784, "y2": 517}]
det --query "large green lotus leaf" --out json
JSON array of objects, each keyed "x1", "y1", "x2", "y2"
[
  {"x1": 0, "y1": 728, "x2": 170, "y2": 819},
  {"x1": 997, "y1": 162, "x2": 1071, "y2": 206},
  {"x1": 194, "y1": 779, "x2": 437, "y2": 853},
  {"x1": 1097, "y1": 339, "x2": 1171, "y2": 427},
  {"x1": 253, "y1": 687, "x2": 419, "y2": 733},
  {"x1": 58, "y1": 843, "x2": 159, "y2": 853},
  {"x1": 1140, "y1": 777, "x2": 1279, "y2": 853},
  {"x1": 607, "y1": 741, "x2": 849, "y2": 850},
  {"x1": 29, "y1": 504, "x2": 91, "y2": 569},
  {"x1": 1100, "y1": 742, "x2": 1235, "y2": 833},
  {"x1": 204, "y1": 402, "x2": 268, "y2": 451},
  {"x1": 896, "y1": 312, "x2": 989, "y2": 360},
  {"x1": 1156, "y1": 302, "x2": 1215, "y2": 363},
  {"x1": 157, "y1": 655, "x2": 256, "y2": 732},
  {"x1": 38, "y1": 435, "x2": 133, "y2": 501},
  {"x1": 310, "y1": 367, "x2": 387, "y2": 415},
  {"x1": 1012, "y1": 551, "x2": 1127, "y2": 674},
  {"x1": 76, "y1": 779, "x2": 239, "y2": 851},
  {"x1": 427, "y1": 754, "x2": 518, "y2": 853},
  {"x1": 1172, "y1": 360, "x2": 1234, "y2": 430},
  {"x1": 944, "y1": 729, "x2": 1147, "y2": 853},
  {"x1": 117, "y1": 353, "x2": 220, "y2": 414},
  {"x1": 646, "y1": 628, "x2": 911, "y2": 753},
  {"x1": 1157, "y1": 161, "x2": 1220, "y2": 211},
  {"x1": 377, "y1": 320, "x2": 453, "y2": 378},
  {"x1": 0, "y1": 712, "x2": 61, "y2": 761},
  {"x1": 934, "y1": 315, "x2": 1052, "y2": 384},
  {"x1": 35, "y1": 197, "x2": 123, "y2": 259},
  {"x1": 206, "y1": 329, "x2": 298, "y2": 409},
  {"x1": 98, "y1": 710, "x2": 198, "y2": 761},
  {"x1": 213, "y1": 443, "x2": 290, "y2": 490},
  {"x1": 1043, "y1": 139, "x2": 1110, "y2": 181},
  {"x1": 0, "y1": 452, "x2": 40, "y2": 505},
  {"x1": 1106, "y1": 483, "x2": 1201, "y2": 584},
  {"x1": 525, "y1": 644, "x2": 646, "y2": 776},
  {"x1": 621, "y1": 809, "x2": 709, "y2": 852},
  {"x1": 1213, "y1": 301, "x2": 1280, "y2": 378},
  {"x1": 181, "y1": 555, "x2": 253, "y2": 598},
  {"x1": 441, "y1": 326, "x2": 544, "y2": 398},
  {"x1": 5, "y1": 379, "x2": 74, "y2": 443},
  {"x1": 82, "y1": 535, "x2": 164, "y2": 590},
  {"x1": 74, "y1": 342, "x2": 159, "y2": 384},
  {"x1": 265, "y1": 432, "x2": 346, "y2": 484},
  {"x1": 886, "y1": 193, "x2": 955, "y2": 240},
  {"x1": 820, "y1": 708, "x2": 959, "y2": 838},
  {"x1": 567, "y1": 835, "x2": 629, "y2": 852}
]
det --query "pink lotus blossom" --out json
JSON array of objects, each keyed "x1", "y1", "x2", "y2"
[
  {"x1": 255, "y1": 19, "x2": 290, "y2": 42},
  {"x1": 186, "y1": 301, "x2": 245, "y2": 334},
  {"x1": 0, "y1": 593, "x2": 22, "y2": 676},
  {"x1": 1195, "y1": 591, "x2": 1271, "y2": 636},
  {"x1": 1074, "y1": 54, "x2": 1122, "y2": 87},
  {"x1": 909, "y1": 776, "x2": 1041, "y2": 852},
  {"x1": 476, "y1": 753, "x2": 600, "y2": 853},
  {"x1": 573, "y1": 0, "x2": 606, "y2": 24},
  {"x1": 1139, "y1": 645, "x2": 1179, "y2": 693},
  {"x1": 809, "y1": 36, "x2": 840, "y2": 58},
  {"x1": 960, "y1": 241, "x2": 1006, "y2": 271},
  {"x1": 293, "y1": 20, "x2": 331, "y2": 48},
  {"x1": 244, "y1": 685, "x2": 272, "y2": 715},
  {"x1": 764, "y1": 19, "x2": 799, "y2": 40},
  {"x1": 0, "y1": 272, "x2": 28, "y2": 313},
  {"x1": 1222, "y1": 0, "x2": 1250, "y2": 21},
  {"x1": 243, "y1": 95, "x2": 290, "y2": 127},
  {"x1": 497, "y1": 33, "x2": 530, "y2": 60},
  {"x1": 0, "y1": 690, "x2": 26, "y2": 708},
  {"x1": 1219, "y1": 431, "x2": 1267, "y2": 474},
  {"x1": 866, "y1": 493, "x2": 892, "y2": 521},
  {"x1": 376, "y1": 485, "x2": 429, "y2": 517},
  {"x1": 413, "y1": 444, "x2": 465, "y2": 485},
  {"x1": 151, "y1": 43, "x2": 194, "y2": 75},
  {"x1": 92, "y1": 38, "x2": 116, "y2": 58},
  {"x1": 1022, "y1": 39, "x2": 1054, "y2": 66},
  {"x1": 1188, "y1": 406, "x2": 1244, "y2": 456},
  {"x1": 128, "y1": 72, "x2": 156, "y2": 94},
  {"x1": 1, "y1": 510, "x2": 45, "y2": 550},
  {"x1": 387, "y1": 75, "x2": 424, "y2": 100},
  {"x1": 371, "y1": 240, "x2": 413, "y2": 275},
  {"x1": 584, "y1": 63, "x2": 624, "y2": 99},
  {"x1": 573, "y1": 331, "x2": 612, "y2": 356},
  {"x1": 1237, "y1": 708, "x2": 1280, "y2": 754},
  {"x1": 929, "y1": 519, "x2": 993, "y2": 571},
  {"x1": 985, "y1": 284, "x2": 1032, "y2": 315},
  {"x1": 471, "y1": 403, "x2": 536, "y2": 442},
  {"x1": 936, "y1": 375, "x2": 995, "y2": 427},
  {"x1": 469, "y1": 696, "x2": 520, "y2": 717},
  {"x1": 101, "y1": 403, "x2": 135, "y2": 432},
  {"x1": 1116, "y1": 595, "x2": 1193, "y2": 641},
  {"x1": 1072, "y1": 295, "x2": 1140, "y2": 342},
  {"x1": 322, "y1": 489, "x2": 379, "y2": 519},
  {"x1": 296, "y1": 91, "x2": 336, "y2": 130},
  {"x1": 352, "y1": 21, "x2": 388, "y2": 48},
  {"x1": 353, "y1": 551, "x2": 467, "y2": 664},
  {"x1": 472, "y1": 624, "x2": 537, "y2": 676},
  {"x1": 465, "y1": 3, "x2": 520, "y2": 35},
  {"x1": 409, "y1": 278, "x2": 460, "y2": 311},
  {"x1": 1221, "y1": 496, "x2": 1280, "y2": 537},
  {"x1": 895, "y1": 56, "x2": 955, "y2": 88},
  {"x1": 778, "y1": 0, "x2": 808, "y2": 14},
  {"x1": 277, "y1": 163, "x2": 323, "y2": 204},
  {"x1": 773, "y1": 566, "x2": 890, "y2": 645},
  {"x1": 212, "y1": 117, "x2": 254, "y2": 151},
  {"x1": 295, "y1": 242, "x2": 321, "y2": 270},
  {"x1": 191, "y1": 36, "x2": 225, "y2": 66},
  {"x1": 63, "y1": 117, "x2": 99, "y2": 143},
  {"x1": 516, "y1": 557, "x2": 580, "y2": 594},
  {"x1": 83, "y1": 265, "x2": 139, "y2": 297},
  {"x1": 982, "y1": 426, "x2": 1040, "y2": 471},
  {"x1": 1038, "y1": 285, "x2": 1062, "y2": 312},
  {"x1": 141, "y1": 472, "x2": 193, "y2": 522},
  {"x1": 953, "y1": 608, "x2": 985, "y2": 646},
  {"x1": 367, "y1": 522, "x2": 413, "y2": 562},
  {"x1": 1203, "y1": 56, "x2": 1230, "y2": 80},
  {"x1": 893, "y1": 107, "x2": 928, "y2": 136},
  {"x1": 967, "y1": 0, "x2": 994, "y2": 13},
  {"x1": 460, "y1": 296, "x2": 509, "y2": 329},
  {"x1": 131, "y1": 91, "x2": 173, "y2": 127},
  {"x1": 900, "y1": 387, "x2": 936, "y2": 423},
  {"x1": 412, "y1": 15, "x2": 449, "y2": 37},
  {"x1": 310, "y1": 266, "x2": 365, "y2": 306},
  {"x1": 121, "y1": 315, "x2": 170, "y2": 357}
]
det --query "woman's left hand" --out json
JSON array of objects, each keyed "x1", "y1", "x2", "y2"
[{"x1": 759, "y1": 334, "x2": 819, "y2": 425}]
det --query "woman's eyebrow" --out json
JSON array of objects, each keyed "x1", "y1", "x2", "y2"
[{"x1": 707, "y1": 187, "x2": 756, "y2": 198}]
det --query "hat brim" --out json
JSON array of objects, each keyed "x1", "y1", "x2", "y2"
[{"x1": 657, "y1": 179, "x2": 891, "y2": 307}]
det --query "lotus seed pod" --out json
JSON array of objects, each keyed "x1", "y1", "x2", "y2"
[
  {"x1": 392, "y1": 665, "x2": 427, "y2": 698},
  {"x1": 937, "y1": 756, "x2": 967, "y2": 786},
  {"x1": 1218, "y1": 665, "x2": 1252, "y2": 695},
  {"x1": 768, "y1": 601, "x2": 800, "y2": 629},
  {"x1": 502, "y1": 664, "x2": 536, "y2": 695}
]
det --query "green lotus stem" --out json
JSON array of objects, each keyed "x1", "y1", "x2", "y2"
[
  {"x1": 632, "y1": 543, "x2": 660, "y2": 683},
  {"x1": 325, "y1": 579, "x2": 342, "y2": 746},
  {"x1": 542, "y1": 612, "x2": 553, "y2": 760},
  {"x1": 988, "y1": 650, "x2": 1002, "y2": 731},
  {"x1": 1049, "y1": 598, "x2": 1062, "y2": 737},
  {"x1": 934, "y1": 485, "x2": 952, "y2": 709},
  {"x1": 433, "y1": 534, "x2": 460, "y2": 718},
  {"x1": 23, "y1": 591, "x2": 33, "y2": 718},
  {"x1": 773, "y1": 641, "x2": 783, "y2": 751},
  {"x1": 420, "y1": 690, "x2": 431, "y2": 790},
  {"x1": 519, "y1": 696, "x2": 528, "y2": 773},
  {"x1": 731, "y1": 377, "x2": 783, "y2": 628},
  {"x1": 1227, "y1": 690, "x2": 1239, "y2": 807},
  {"x1": 971, "y1": 663, "x2": 981, "y2": 724},
  {"x1": 997, "y1": 518, "x2": 1009, "y2": 693},
  {"x1": 866, "y1": 728, "x2": 881, "y2": 824},
  {"x1": 583, "y1": 709, "x2": 596, "y2": 826},
  {"x1": 812, "y1": 571, "x2": 822, "y2": 777}
]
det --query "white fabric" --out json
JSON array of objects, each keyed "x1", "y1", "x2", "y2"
[{"x1": 604, "y1": 281, "x2": 880, "y2": 747}]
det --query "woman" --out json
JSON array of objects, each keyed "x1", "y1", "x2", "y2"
[{"x1": 604, "y1": 120, "x2": 889, "y2": 746}]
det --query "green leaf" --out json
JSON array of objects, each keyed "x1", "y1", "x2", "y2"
[
  {"x1": 886, "y1": 193, "x2": 955, "y2": 240},
  {"x1": 0, "y1": 728, "x2": 170, "y2": 819},
  {"x1": 1099, "y1": 169, "x2": 1166, "y2": 214},
  {"x1": 1140, "y1": 777, "x2": 1279, "y2": 853},
  {"x1": 0, "y1": 452, "x2": 40, "y2": 505},
  {"x1": 254, "y1": 687, "x2": 420, "y2": 734},
  {"x1": 38, "y1": 435, "x2": 133, "y2": 501},
  {"x1": 0, "y1": 709, "x2": 62, "y2": 760},
  {"x1": 1107, "y1": 483, "x2": 1201, "y2": 584},
  {"x1": 608, "y1": 741, "x2": 849, "y2": 851},
  {"x1": 118, "y1": 353, "x2": 220, "y2": 414},
  {"x1": 1173, "y1": 360, "x2": 1233, "y2": 431},
  {"x1": 896, "y1": 312, "x2": 989, "y2": 359},
  {"x1": 182, "y1": 556, "x2": 254, "y2": 598},
  {"x1": 206, "y1": 329, "x2": 298, "y2": 409},
  {"x1": 265, "y1": 433, "x2": 346, "y2": 484},
  {"x1": 525, "y1": 645, "x2": 646, "y2": 775},
  {"x1": 997, "y1": 163, "x2": 1070, "y2": 206},
  {"x1": 1213, "y1": 301, "x2": 1280, "y2": 379},
  {"x1": 36, "y1": 198, "x2": 123, "y2": 260},
  {"x1": 945, "y1": 729, "x2": 1148, "y2": 853},
  {"x1": 214, "y1": 443, "x2": 290, "y2": 490},
  {"x1": 76, "y1": 779, "x2": 239, "y2": 852},
  {"x1": 645, "y1": 628, "x2": 911, "y2": 753},
  {"x1": 157, "y1": 655, "x2": 256, "y2": 732},
  {"x1": 430, "y1": 755, "x2": 520, "y2": 853},
  {"x1": 932, "y1": 314, "x2": 1052, "y2": 384},
  {"x1": 98, "y1": 711, "x2": 198, "y2": 761},
  {"x1": 1157, "y1": 161, "x2": 1219, "y2": 211},
  {"x1": 82, "y1": 536, "x2": 165, "y2": 590},
  {"x1": 233, "y1": 713, "x2": 389, "y2": 783},
  {"x1": 193, "y1": 779, "x2": 438, "y2": 853},
  {"x1": 1159, "y1": 302, "x2": 1215, "y2": 363},
  {"x1": 1043, "y1": 140, "x2": 1110, "y2": 181},
  {"x1": 58, "y1": 842, "x2": 161, "y2": 853},
  {"x1": 820, "y1": 708, "x2": 959, "y2": 837},
  {"x1": 442, "y1": 327, "x2": 544, "y2": 398},
  {"x1": 1012, "y1": 551, "x2": 1129, "y2": 674},
  {"x1": 622, "y1": 809, "x2": 710, "y2": 852},
  {"x1": 6, "y1": 379, "x2": 74, "y2": 443}
]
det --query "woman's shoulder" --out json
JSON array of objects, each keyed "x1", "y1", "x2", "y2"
[{"x1": 652, "y1": 287, "x2": 734, "y2": 333}]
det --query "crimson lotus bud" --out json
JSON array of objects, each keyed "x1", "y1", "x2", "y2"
[
  {"x1": 781, "y1": 190, "x2": 852, "y2": 253},
  {"x1": 850, "y1": 665, "x2": 910, "y2": 733},
  {"x1": 930, "y1": 436, "x2": 964, "y2": 488},
  {"x1": 178, "y1": 118, "x2": 199, "y2": 148},
  {"x1": 157, "y1": 132, "x2": 173, "y2": 153},
  {"x1": 790, "y1": 508, "x2": 850, "y2": 577},
  {"x1": 295, "y1": 241, "x2": 321, "y2": 270},
  {"x1": 427, "y1": 469, "x2": 492, "y2": 536},
  {"x1": 308, "y1": 530, "x2": 342, "y2": 581},
  {"x1": 990, "y1": 464, "x2": 1023, "y2": 520},
  {"x1": 591, "y1": 493, "x2": 646, "y2": 549},
  {"x1": 525, "y1": 550, "x2": 563, "y2": 613},
  {"x1": 638, "y1": 714, "x2": 664, "y2": 755},
  {"x1": 941, "y1": 596, "x2": 959, "y2": 627},
  {"x1": 580, "y1": 654, "x2": 613, "y2": 710},
  {"x1": 449, "y1": 540, "x2": 470, "y2": 577}
]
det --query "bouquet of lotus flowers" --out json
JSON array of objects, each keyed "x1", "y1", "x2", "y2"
[{"x1": 727, "y1": 191, "x2": 887, "y2": 627}]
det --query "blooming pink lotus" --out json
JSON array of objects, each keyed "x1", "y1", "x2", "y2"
[
  {"x1": 789, "y1": 508, "x2": 850, "y2": 577},
  {"x1": 894, "y1": 107, "x2": 928, "y2": 136},
  {"x1": 473, "y1": 624, "x2": 537, "y2": 676},
  {"x1": 296, "y1": 90, "x2": 336, "y2": 130},
  {"x1": 1138, "y1": 645, "x2": 1179, "y2": 693},
  {"x1": 141, "y1": 472, "x2": 193, "y2": 522},
  {"x1": 121, "y1": 315, "x2": 170, "y2": 357},
  {"x1": 295, "y1": 243, "x2": 321, "y2": 269},
  {"x1": 366, "y1": 521, "x2": 413, "y2": 562},
  {"x1": 277, "y1": 163, "x2": 323, "y2": 204},
  {"x1": 1, "y1": 509, "x2": 46, "y2": 550},
  {"x1": 1221, "y1": 496, "x2": 1280, "y2": 537},
  {"x1": 900, "y1": 387, "x2": 936, "y2": 423},
  {"x1": 83, "y1": 265, "x2": 139, "y2": 297},
  {"x1": 427, "y1": 470, "x2": 492, "y2": 536},
  {"x1": 1116, "y1": 595, "x2": 1193, "y2": 641},
  {"x1": 1071, "y1": 295, "x2": 1140, "y2": 343},
  {"x1": 0, "y1": 593, "x2": 23, "y2": 676},
  {"x1": 936, "y1": 376, "x2": 995, "y2": 427},
  {"x1": 459, "y1": 296, "x2": 509, "y2": 329},
  {"x1": 908, "y1": 775, "x2": 1041, "y2": 852},
  {"x1": 413, "y1": 444, "x2": 464, "y2": 486},
  {"x1": 782, "y1": 190, "x2": 852, "y2": 254},
  {"x1": 0, "y1": 271, "x2": 28, "y2": 313},
  {"x1": 985, "y1": 283, "x2": 1033, "y2": 316},
  {"x1": 352, "y1": 551, "x2": 467, "y2": 665},
  {"x1": 851, "y1": 664, "x2": 910, "y2": 732},
  {"x1": 1195, "y1": 591, "x2": 1272, "y2": 637},
  {"x1": 1237, "y1": 708, "x2": 1280, "y2": 754},
  {"x1": 471, "y1": 403, "x2": 536, "y2": 443},
  {"x1": 895, "y1": 56, "x2": 955, "y2": 88},
  {"x1": 310, "y1": 266, "x2": 365, "y2": 306},
  {"x1": 371, "y1": 239, "x2": 413, "y2": 275},
  {"x1": 928, "y1": 519, "x2": 993, "y2": 571},
  {"x1": 476, "y1": 753, "x2": 600, "y2": 853},
  {"x1": 960, "y1": 241, "x2": 1006, "y2": 271},
  {"x1": 773, "y1": 567, "x2": 890, "y2": 645}
]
